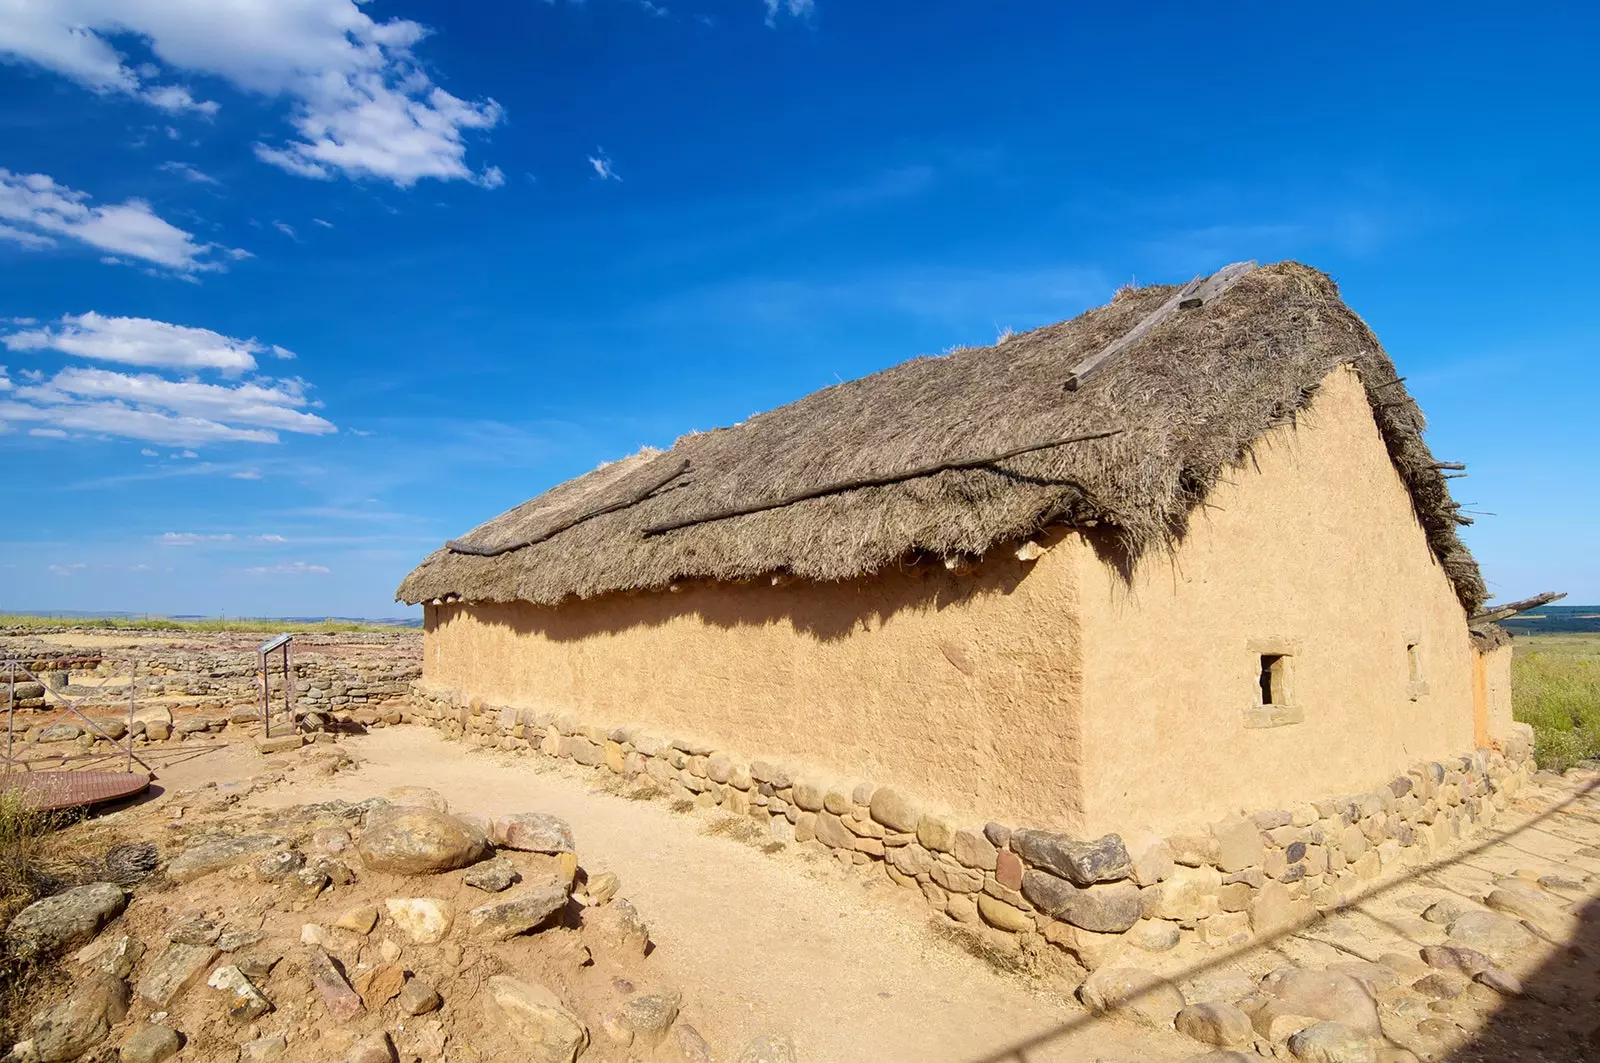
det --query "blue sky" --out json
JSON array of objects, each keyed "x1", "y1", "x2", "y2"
[{"x1": 1, "y1": 2, "x2": 1595, "y2": 619}]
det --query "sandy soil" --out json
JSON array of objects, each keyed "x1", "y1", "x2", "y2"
[{"x1": 244, "y1": 727, "x2": 1195, "y2": 1063}]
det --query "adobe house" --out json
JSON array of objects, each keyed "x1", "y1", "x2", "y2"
[{"x1": 398, "y1": 261, "x2": 1515, "y2": 836}]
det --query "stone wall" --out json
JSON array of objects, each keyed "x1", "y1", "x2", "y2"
[{"x1": 408, "y1": 683, "x2": 1537, "y2": 964}]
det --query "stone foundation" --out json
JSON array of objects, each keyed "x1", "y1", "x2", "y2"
[{"x1": 408, "y1": 684, "x2": 1536, "y2": 964}]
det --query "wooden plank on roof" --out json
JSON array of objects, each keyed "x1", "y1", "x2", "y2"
[{"x1": 1064, "y1": 260, "x2": 1257, "y2": 392}]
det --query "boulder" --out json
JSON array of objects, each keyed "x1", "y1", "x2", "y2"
[
  {"x1": 239, "y1": 1034, "x2": 288, "y2": 1062},
  {"x1": 358, "y1": 808, "x2": 489, "y2": 874},
  {"x1": 334, "y1": 905, "x2": 379, "y2": 935},
  {"x1": 1420, "y1": 945, "x2": 1492, "y2": 976},
  {"x1": 1483, "y1": 885, "x2": 1565, "y2": 929},
  {"x1": 207, "y1": 964, "x2": 272, "y2": 1022},
  {"x1": 1446, "y1": 910, "x2": 1534, "y2": 954},
  {"x1": 1286, "y1": 1021, "x2": 1374, "y2": 1063},
  {"x1": 384, "y1": 898, "x2": 453, "y2": 944},
  {"x1": 611, "y1": 989, "x2": 682, "y2": 1049},
  {"x1": 469, "y1": 879, "x2": 569, "y2": 940},
  {"x1": 344, "y1": 1031, "x2": 397, "y2": 1063},
  {"x1": 1010, "y1": 830, "x2": 1132, "y2": 885},
  {"x1": 5, "y1": 882, "x2": 127, "y2": 960},
  {"x1": 492, "y1": 812, "x2": 576, "y2": 854},
  {"x1": 304, "y1": 945, "x2": 364, "y2": 1022},
  {"x1": 168, "y1": 834, "x2": 287, "y2": 882},
  {"x1": 1143, "y1": 864, "x2": 1222, "y2": 923},
  {"x1": 1258, "y1": 968, "x2": 1379, "y2": 1036},
  {"x1": 32, "y1": 973, "x2": 130, "y2": 1062},
  {"x1": 119, "y1": 1024, "x2": 182, "y2": 1063},
  {"x1": 1126, "y1": 918, "x2": 1182, "y2": 952},
  {"x1": 1021, "y1": 871, "x2": 1141, "y2": 932},
  {"x1": 1211, "y1": 817, "x2": 1266, "y2": 873},
  {"x1": 869, "y1": 787, "x2": 921, "y2": 833},
  {"x1": 484, "y1": 975, "x2": 589, "y2": 1063},
  {"x1": 1078, "y1": 966, "x2": 1185, "y2": 1028},
  {"x1": 1176, "y1": 1002, "x2": 1254, "y2": 1047},
  {"x1": 385, "y1": 786, "x2": 448, "y2": 811}
]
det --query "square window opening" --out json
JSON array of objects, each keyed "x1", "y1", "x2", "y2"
[
  {"x1": 1407, "y1": 641, "x2": 1422, "y2": 683},
  {"x1": 1259, "y1": 654, "x2": 1288, "y2": 706}
]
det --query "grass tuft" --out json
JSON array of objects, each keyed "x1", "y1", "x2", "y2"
[{"x1": 1512, "y1": 634, "x2": 1600, "y2": 773}]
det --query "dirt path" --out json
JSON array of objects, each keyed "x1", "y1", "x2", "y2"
[{"x1": 247, "y1": 726, "x2": 1193, "y2": 1063}]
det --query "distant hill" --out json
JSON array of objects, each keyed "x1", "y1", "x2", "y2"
[
  {"x1": 4, "y1": 610, "x2": 421, "y2": 629},
  {"x1": 1500, "y1": 605, "x2": 1600, "y2": 635}
]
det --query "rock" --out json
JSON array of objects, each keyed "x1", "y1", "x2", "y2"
[
  {"x1": 1324, "y1": 962, "x2": 1400, "y2": 993},
  {"x1": 239, "y1": 1033, "x2": 288, "y2": 1061},
  {"x1": 334, "y1": 905, "x2": 379, "y2": 935},
  {"x1": 305, "y1": 945, "x2": 364, "y2": 1021},
  {"x1": 1176, "y1": 1002, "x2": 1254, "y2": 1047},
  {"x1": 577, "y1": 870, "x2": 620, "y2": 906},
  {"x1": 612, "y1": 989, "x2": 682, "y2": 1048},
  {"x1": 1446, "y1": 910, "x2": 1534, "y2": 953},
  {"x1": 119, "y1": 1024, "x2": 181, "y2": 1063},
  {"x1": 1126, "y1": 833, "x2": 1176, "y2": 886},
  {"x1": 733, "y1": 1033, "x2": 798, "y2": 1063},
  {"x1": 313, "y1": 827, "x2": 354, "y2": 853},
  {"x1": 92, "y1": 933, "x2": 146, "y2": 978},
  {"x1": 168, "y1": 834, "x2": 286, "y2": 882},
  {"x1": 1473, "y1": 968, "x2": 1522, "y2": 996},
  {"x1": 665, "y1": 1023, "x2": 714, "y2": 1063},
  {"x1": 977, "y1": 893, "x2": 1035, "y2": 933},
  {"x1": 1251, "y1": 880, "x2": 1313, "y2": 934},
  {"x1": 1211, "y1": 817, "x2": 1266, "y2": 873},
  {"x1": 344, "y1": 1031, "x2": 397, "y2": 1063},
  {"x1": 1421, "y1": 898, "x2": 1472, "y2": 924},
  {"x1": 397, "y1": 976, "x2": 442, "y2": 1015},
  {"x1": 1021, "y1": 871, "x2": 1141, "y2": 932},
  {"x1": 386, "y1": 785, "x2": 448, "y2": 811},
  {"x1": 1259, "y1": 968, "x2": 1379, "y2": 1036},
  {"x1": 1412, "y1": 971, "x2": 1468, "y2": 999},
  {"x1": 1010, "y1": 830, "x2": 1132, "y2": 885},
  {"x1": 255, "y1": 849, "x2": 307, "y2": 882},
  {"x1": 4, "y1": 882, "x2": 128, "y2": 960},
  {"x1": 1483, "y1": 886, "x2": 1565, "y2": 929},
  {"x1": 256, "y1": 734, "x2": 304, "y2": 753},
  {"x1": 484, "y1": 975, "x2": 589, "y2": 1063},
  {"x1": 207, "y1": 963, "x2": 272, "y2": 1022},
  {"x1": 469, "y1": 878, "x2": 569, "y2": 940},
  {"x1": 384, "y1": 898, "x2": 453, "y2": 943},
  {"x1": 1127, "y1": 918, "x2": 1182, "y2": 952},
  {"x1": 1420, "y1": 945, "x2": 1492, "y2": 975},
  {"x1": 465, "y1": 856, "x2": 520, "y2": 892},
  {"x1": 168, "y1": 917, "x2": 220, "y2": 946},
  {"x1": 492, "y1": 812, "x2": 576, "y2": 854},
  {"x1": 587, "y1": 897, "x2": 649, "y2": 954},
  {"x1": 869, "y1": 787, "x2": 921, "y2": 832},
  {"x1": 1286, "y1": 1021, "x2": 1374, "y2": 1063},
  {"x1": 104, "y1": 842, "x2": 160, "y2": 884},
  {"x1": 32, "y1": 973, "x2": 130, "y2": 1062},
  {"x1": 1143, "y1": 864, "x2": 1222, "y2": 922},
  {"x1": 952, "y1": 828, "x2": 999, "y2": 870},
  {"x1": 814, "y1": 812, "x2": 856, "y2": 849},
  {"x1": 354, "y1": 962, "x2": 406, "y2": 1009},
  {"x1": 1078, "y1": 966, "x2": 1185, "y2": 1028},
  {"x1": 358, "y1": 808, "x2": 489, "y2": 874},
  {"x1": 136, "y1": 942, "x2": 220, "y2": 1007}
]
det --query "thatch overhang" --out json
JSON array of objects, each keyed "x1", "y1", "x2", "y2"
[{"x1": 397, "y1": 262, "x2": 1486, "y2": 613}]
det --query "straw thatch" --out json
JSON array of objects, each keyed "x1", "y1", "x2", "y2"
[{"x1": 398, "y1": 262, "x2": 1485, "y2": 612}]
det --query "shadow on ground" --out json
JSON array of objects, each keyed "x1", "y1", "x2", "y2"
[{"x1": 966, "y1": 779, "x2": 1600, "y2": 1063}]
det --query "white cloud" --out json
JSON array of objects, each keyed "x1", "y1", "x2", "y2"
[
  {"x1": 28, "y1": 427, "x2": 67, "y2": 438},
  {"x1": 232, "y1": 469, "x2": 263, "y2": 480},
  {"x1": 0, "y1": 365, "x2": 9, "y2": 391},
  {"x1": 16, "y1": 367, "x2": 337, "y2": 435},
  {"x1": 5, "y1": 312, "x2": 280, "y2": 374},
  {"x1": 174, "y1": 448, "x2": 199, "y2": 458},
  {"x1": 158, "y1": 532, "x2": 234, "y2": 545},
  {"x1": 247, "y1": 560, "x2": 329, "y2": 575},
  {"x1": 254, "y1": 533, "x2": 286, "y2": 542},
  {"x1": 49, "y1": 563, "x2": 87, "y2": 576},
  {"x1": 140, "y1": 447, "x2": 158, "y2": 456},
  {"x1": 764, "y1": 0, "x2": 815, "y2": 26},
  {"x1": 588, "y1": 151, "x2": 620, "y2": 182},
  {"x1": 273, "y1": 220, "x2": 296, "y2": 239},
  {"x1": 312, "y1": 218, "x2": 334, "y2": 228},
  {"x1": 0, "y1": 0, "x2": 504, "y2": 188},
  {"x1": 0, "y1": 169, "x2": 244, "y2": 274},
  {"x1": 159, "y1": 160, "x2": 219, "y2": 185}
]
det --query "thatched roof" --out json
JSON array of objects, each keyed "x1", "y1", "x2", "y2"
[{"x1": 398, "y1": 262, "x2": 1485, "y2": 613}]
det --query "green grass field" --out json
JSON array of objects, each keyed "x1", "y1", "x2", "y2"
[
  {"x1": 1513, "y1": 632, "x2": 1600, "y2": 772},
  {"x1": 0, "y1": 614, "x2": 407, "y2": 635}
]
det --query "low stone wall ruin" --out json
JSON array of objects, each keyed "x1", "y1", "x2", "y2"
[{"x1": 408, "y1": 683, "x2": 1537, "y2": 965}]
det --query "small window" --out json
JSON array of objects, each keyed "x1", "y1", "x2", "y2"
[
  {"x1": 1406, "y1": 640, "x2": 1429, "y2": 699},
  {"x1": 1259, "y1": 654, "x2": 1288, "y2": 706}
]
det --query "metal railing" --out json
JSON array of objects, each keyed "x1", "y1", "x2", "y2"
[{"x1": 3, "y1": 655, "x2": 150, "y2": 774}]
